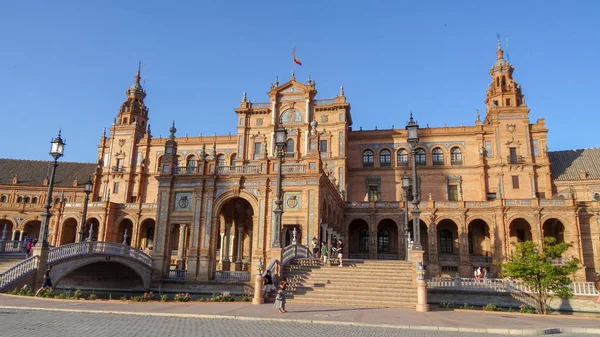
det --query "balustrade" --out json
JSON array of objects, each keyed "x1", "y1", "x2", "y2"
[
  {"x1": 166, "y1": 269, "x2": 187, "y2": 279},
  {"x1": 0, "y1": 255, "x2": 39, "y2": 290},
  {"x1": 281, "y1": 164, "x2": 306, "y2": 174},
  {"x1": 213, "y1": 271, "x2": 250, "y2": 282}
]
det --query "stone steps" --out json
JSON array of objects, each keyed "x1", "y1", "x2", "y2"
[
  {"x1": 284, "y1": 259, "x2": 417, "y2": 308},
  {"x1": 0, "y1": 255, "x2": 26, "y2": 274}
]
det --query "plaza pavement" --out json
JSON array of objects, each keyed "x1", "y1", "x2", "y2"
[{"x1": 0, "y1": 294, "x2": 599, "y2": 335}]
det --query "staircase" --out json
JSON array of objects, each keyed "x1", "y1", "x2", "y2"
[
  {"x1": 285, "y1": 258, "x2": 417, "y2": 308},
  {"x1": 0, "y1": 254, "x2": 26, "y2": 273}
]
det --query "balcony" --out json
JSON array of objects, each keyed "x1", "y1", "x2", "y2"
[
  {"x1": 451, "y1": 159, "x2": 463, "y2": 166},
  {"x1": 111, "y1": 166, "x2": 124, "y2": 173},
  {"x1": 216, "y1": 165, "x2": 261, "y2": 175},
  {"x1": 469, "y1": 254, "x2": 493, "y2": 264},
  {"x1": 250, "y1": 102, "x2": 270, "y2": 109},
  {"x1": 173, "y1": 166, "x2": 198, "y2": 175},
  {"x1": 280, "y1": 163, "x2": 306, "y2": 174},
  {"x1": 507, "y1": 155, "x2": 525, "y2": 164},
  {"x1": 432, "y1": 160, "x2": 444, "y2": 166},
  {"x1": 397, "y1": 161, "x2": 409, "y2": 167}
]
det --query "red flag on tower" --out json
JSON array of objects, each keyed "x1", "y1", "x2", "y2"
[{"x1": 293, "y1": 47, "x2": 302, "y2": 66}]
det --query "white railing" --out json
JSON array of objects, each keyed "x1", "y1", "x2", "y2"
[
  {"x1": 47, "y1": 242, "x2": 89, "y2": 262},
  {"x1": 213, "y1": 271, "x2": 250, "y2": 282},
  {"x1": 427, "y1": 277, "x2": 600, "y2": 297},
  {"x1": 216, "y1": 165, "x2": 261, "y2": 175},
  {"x1": 281, "y1": 164, "x2": 306, "y2": 174},
  {"x1": 46, "y1": 242, "x2": 152, "y2": 267},
  {"x1": 166, "y1": 269, "x2": 186, "y2": 279},
  {"x1": 0, "y1": 255, "x2": 39, "y2": 291},
  {"x1": 282, "y1": 243, "x2": 313, "y2": 266},
  {"x1": 1, "y1": 241, "x2": 25, "y2": 253}
]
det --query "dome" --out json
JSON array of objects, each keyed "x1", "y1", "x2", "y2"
[{"x1": 494, "y1": 58, "x2": 509, "y2": 67}]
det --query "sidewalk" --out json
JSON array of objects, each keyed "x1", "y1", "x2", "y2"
[{"x1": 0, "y1": 294, "x2": 599, "y2": 335}]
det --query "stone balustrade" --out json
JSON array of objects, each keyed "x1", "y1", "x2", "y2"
[{"x1": 0, "y1": 255, "x2": 39, "y2": 291}]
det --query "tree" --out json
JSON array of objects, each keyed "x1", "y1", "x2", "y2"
[{"x1": 499, "y1": 237, "x2": 580, "y2": 314}]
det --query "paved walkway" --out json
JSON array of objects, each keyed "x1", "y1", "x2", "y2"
[{"x1": 0, "y1": 295, "x2": 599, "y2": 335}]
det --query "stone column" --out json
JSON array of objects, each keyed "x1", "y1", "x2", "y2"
[
  {"x1": 177, "y1": 224, "x2": 187, "y2": 268},
  {"x1": 223, "y1": 223, "x2": 231, "y2": 263},
  {"x1": 235, "y1": 226, "x2": 244, "y2": 271},
  {"x1": 248, "y1": 230, "x2": 253, "y2": 261},
  {"x1": 218, "y1": 232, "x2": 225, "y2": 268},
  {"x1": 11, "y1": 230, "x2": 17, "y2": 241}
]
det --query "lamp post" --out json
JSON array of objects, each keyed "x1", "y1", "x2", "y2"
[
  {"x1": 406, "y1": 113, "x2": 422, "y2": 251},
  {"x1": 38, "y1": 130, "x2": 66, "y2": 248},
  {"x1": 402, "y1": 175, "x2": 411, "y2": 260},
  {"x1": 78, "y1": 177, "x2": 93, "y2": 242},
  {"x1": 271, "y1": 126, "x2": 287, "y2": 248}
]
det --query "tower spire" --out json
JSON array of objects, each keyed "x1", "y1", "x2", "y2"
[
  {"x1": 496, "y1": 34, "x2": 504, "y2": 60},
  {"x1": 135, "y1": 61, "x2": 141, "y2": 84}
]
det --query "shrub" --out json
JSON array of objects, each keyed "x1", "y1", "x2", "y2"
[
  {"x1": 519, "y1": 304, "x2": 535, "y2": 314},
  {"x1": 55, "y1": 293, "x2": 66, "y2": 299},
  {"x1": 37, "y1": 289, "x2": 54, "y2": 298},
  {"x1": 461, "y1": 303, "x2": 474, "y2": 310},
  {"x1": 9, "y1": 288, "x2": 19, "y2": 295},
  {"x1": 160, "y1": 294, "x2": 168, "y2": 302},
  {"x1": 238, "y1": 289, "x2": 253, "y2": 302},
  {"x1": 173, "y1": 293, "x2": 191, "y2": 302},
  {"x1": 208, "y1": 292, "x2": 235, "y2": 302},
  {"x1": 483, "y1": 304, "x2": 502, "y2": 311},
  {"x1": 87, "y1": 292, "x2": 97, "y2": 301},
  {"x1": 73, "y1": 289, "x2": 82, "y2": 300},
  {"x1": 143, "y1": 292, "x2": 154, "y2": 301},
  {"x1": 120, "y1": 295, "x2": 128, "y2": 302}
]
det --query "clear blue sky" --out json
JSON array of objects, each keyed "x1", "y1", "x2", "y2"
[{"x1": 0, "y1": 1, "x2": 598, "y2": 162}]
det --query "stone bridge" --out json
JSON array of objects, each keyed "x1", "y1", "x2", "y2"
[{"x1": 0, "y1": 241, "x2": 153, "y2": 291}]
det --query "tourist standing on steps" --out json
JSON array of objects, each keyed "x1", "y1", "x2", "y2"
[
  {"x1": 336, "y1": 240, "x2": 344, "y2": 267},
  {"x1": 263, "y1": 270, "x2": 276, "y2": 299},
  {"x1": 321, "y1": 241, "x2": 328, "y2": 266},
  {"x1": 312, "y1": 237, "x2": 320, "y2": 259},
  {"x1": 35, "y1": 266, "x2": 53, "y2": 296},
  {"x1": 274, "y1": 277, "x2": 288, "y2": 313}
]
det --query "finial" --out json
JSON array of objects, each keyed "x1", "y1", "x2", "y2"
[
  {"x1": 339, "y1": 86, "x2": 344, "y2": 96},
  {"x1": 291, "y1": 70, "x2": 295, "y2": 80},
  {"x1": 409, "y1": 111, "x2": 414, "y2": 121},
  {"x1": 476, "y1": 109, "x2": 481, "y2": 122},
  {"x1": 169, "y1": 121, "x2": 176, "y2": 140},
  {"x1": 113, "y1": 118, "x2": 117, "y2": 125},
  {"x1": 275, "y1": 76, "x2": 279, "y2": 86},
  {"x1": 307, "y1": 74, "x2": 312, "y2": 84},
  {"x1": 497, "y1": 34, "x2": 501, "y2": 51},
  {"x1": 147, "y1": 123, "x2": 151, "y2": 134},
  {"x1": 242, "y1": 92, "x2": 247, "y2": 103},
  {"x1": 103, "y1": 127, "x2": 106, "y2": 138},
  {"x1": 135, "y1": 61, "x2": 141, "y2": 84},
  {"x1": 496, "y1": 34, "x2": 504, "y2": 59}
]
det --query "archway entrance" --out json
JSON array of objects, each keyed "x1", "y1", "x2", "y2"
[
  {"x1": 407, "y1": 219, "x2": 429, "y2": 258},
  {"x1": 22, "y1": 220, "x2": 41, "y2": 242},
  {"x1": 509, "y1": 218, "x2": 532, "y2": 244},
  {"x1": 468, "y1": 219, "x2": 492, "y2": 266},
  {"x1": 117, "y1": 219, "x2": 133, "y2": 245},
  {"x1": 139, "y1": 219, "x2": 156, "y2": 250},
  {"x1": 348, "y1": 218, "x2": 369, "y2": 259},
  {"x1": 377, "y1": 219, "x2": 399, "y2": 260},
  {"x1": 60, "y1": 218, "x2": 78, "y2": 245},
  {"x1": 85, "y1": 218, "x2": 100, "y2": 241},
  {"x1": 214, "y1": 198, "x2": 254, "y2": 272},
  {"x1": 543, "y1": 218, "x2": 565, "y2": 244},
  {"x1": 0, "y1": 219, "x2": 13, "y2": 240},
  {"x1": 283, "y1": 225, "x2": 302, "y2": 246}
]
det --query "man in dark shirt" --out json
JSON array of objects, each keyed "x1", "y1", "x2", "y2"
[
  {"x1": 35, "y1": 265, "x2": 53, "y2": 296},
  {"x1": 262, "y1": 270, "x2": 276, "y2": 299},
  {"x1": 336, "y1": 240, "x2": 344, "y2": 268}
]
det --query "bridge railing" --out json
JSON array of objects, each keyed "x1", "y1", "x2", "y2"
[
  {"x1": 282, "y1": 243, "x2": 313, "y2": 267},
  {"x1": 46, "y1": 242, "x2": 152, "y2": 267},
  {"x1": 48, "y1": 242, "x2": 89, "y2": 263},
  {"x1": 0, "y1": 241, "x2": 26, "y2": 254},
  {"x1": 0, "y1": 255, "x2": 39, "y2": 291}
]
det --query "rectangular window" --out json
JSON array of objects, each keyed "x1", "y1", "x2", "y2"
[
  {"x1": 505, "y1": 98, "x2": 511, "y2": 106},
  {"x1": 512, "y1": 176, "x2": 520, "y2": 189},
  {"x1": 532, "y1": 140, "x2": 539, "y2": 157},
  {"x1": 338, "y1": 132, "x2": 344, "y2": 156},
  {"x1": 509, "y1": 147, "x2": 518, "y2": 163},
  {"x1": 254, "y1": 142, "x2": 262, "y2": 156},
  {"x1": 239, "y1": 117, "x2": 244, "y2": 126},
  {"x1": 103, "y1": 153, "x2": 109, "y2": 167},
  {"x1": 448, "y1": 185, "x2": 458, "y2": 201},
  {"x1": 319, "y1": 140, "x2": 328, "y2": 153},
  {"x1": 113, "y1": 182, "x2": 119, "y2": 194},
  {"x1": 368, "y1": 186, "x2": 379, "y2": 202},
  {"x1": 485, "y1": 141, "x2": 493, "y2": 157}
]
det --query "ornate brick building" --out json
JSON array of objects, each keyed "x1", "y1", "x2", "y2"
[{"x1": 1, "y1": 43, "x2": 599, "y2": 282}]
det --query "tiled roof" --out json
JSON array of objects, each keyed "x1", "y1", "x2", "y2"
[
  {"x1": 0, "y1": 158, "x2": 96, "y2": 187},
  {"x1": 548, "y1": 148, "x2": 600, "y2": 181}
]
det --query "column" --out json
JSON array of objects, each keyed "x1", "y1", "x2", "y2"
[
  {"x1": 218, "y1": 232, "x2": 225, "y2": 265},
  {"x1": 224, "y1": 223, "x2": 231, "y2": 263},
  {"x1": 177, "y1": 224, "x2": 187, "y2": 268},
  {"x1": 235, "y1": 226, "x2": 244, "y2": 271},
  {"x1": 248, "y1": 230, "x2": 253, "y2": 261}
]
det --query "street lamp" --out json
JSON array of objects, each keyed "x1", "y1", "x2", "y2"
[
  {"x1": 78, "y1": 177, "x2": 93, "y2": 242},
  {"x1": 271, "y1": 126, "x2": 287, "y2": 248},
  {"x1": 402, "y1": 175, "x2": 411, "y2": 259},
  {"x1": 406, "y1": 113, "x2": 423, "y2": 251},
  {"x1": 38, "y1": 130, "x2": 66, "y2": 248}
]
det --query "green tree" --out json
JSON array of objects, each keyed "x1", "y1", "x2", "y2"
[{"x1": 499, "y1": 237, "x2": 580, "y2": 314}]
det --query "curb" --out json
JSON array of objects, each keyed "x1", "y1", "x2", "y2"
[{"x1": 0, "y1": 305, "x2": 581, "y2": 335}]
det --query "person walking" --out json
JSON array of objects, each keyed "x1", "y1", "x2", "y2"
[
  {"x1": 311, "y1": 237, "x2": 320, "y2": 259},
  {"x1": 274, "y1": 277, "x2": 288, "y2": 313},
  {"x1": 35, "y1": 266, "x2": 53, "y2": 296},
  {"x1": 262, "y1": 270, "x2": 276, "y2": 300},
  {"x1": 336, "y1": 239, "x2": 344, "y2": 267},
  {"x1": 321, "y1": 241, "x2": 328, "y2": 266}
]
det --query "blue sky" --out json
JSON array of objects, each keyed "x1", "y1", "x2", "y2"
[{"x1": 0, "y1": 1, "x2": 598, "y2": 162}]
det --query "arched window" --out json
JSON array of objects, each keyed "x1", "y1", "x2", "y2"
[
  {"x1": 415, "y1": 149, "x2": 426, "y2": 166},
  {"x1": 439, "y1": 229, "x2": 453, "y2": 254},
  {"x1": 397, "y1": 149, "x2": 408, "y2": 166},
  {"x1": 378, "y1": 229, "x2": 389, "y2": 253},
  {"x1": 0, "y1": 195, "x2": 6, "y2": 203},
  {"x1": 451, "y1": 147, "x2": 463, "y2": 166},
  {"x1": 432, "y1": 148, "x2": 444, "y2": 166},
  {"x1": 16, "y1": 196, "x2": 23, "y2": 203},
  {"x1": 594, "y1": 192, "x2": 600, "y2": 201},
  {"x1": 186, "y1": 156, "x2": 197, "y2": 168},
  {"x1": 24, "y1": 196, "x2": 30, "y2": 203},
  {"x1": 379, "y1": 149, "x2": 391, "y2": 167},
  {"x1": 362, "y1": 150, "x2": 374, "y2": 167},
  {"x1": 468, "y1": 231, "x2": 474, "y2": 254},
  {"x1": 32, "y1": 197, "x2": 38, "y2": 204},
  {"x1": 230, "y1": 153, "x2": 237, "y2": 165},
  {"x1": 216, "y1": 154, "x2": 225, "y2": 167},
  {"x1": 359, "y1": 229, "x2": 369, "y2": 252},
  {"x1": 285, "y1": 139, "x2": 295, "y2": 157}
]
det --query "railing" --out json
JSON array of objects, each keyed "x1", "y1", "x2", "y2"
[
  {"x1": 427, "y1": 277, "x2": 600, "y2": 297},
  {"x1": 250, "y1": 102, "x2": 270, "y2": 109},
  {"x1": 281, "y1": 164, "x2": 306, "y2": 174},
  {"x1": 432, "y1": 160, "x2": 445, "y2": 166},
  {"x1": 173, "y1": 166, "x2": 198, "y2": 175},
  {"x1": 0, "y1": 255, "x2": 39, "y2": 291},
  {"x1": 46, "y1": 241, "x2": 152, "y2": 267},
  {"x1": 213, "y1": 271, "x2": 250, "y2": 282},
  {"x1": 166, "y1": 269, "x2": 187, "y2": 279},
  {"x1": 262, "y1": 258, "x2": 281, "y2": 283},
  {"x1": 282, "y1": 243, "x2": 312, "y2": 267},
  {"x1": 469, "y1": 255, "x2": 493, "y2": 264},
  {"x1": 320, "y1": 153, "x2": 331, "y2": 159},
  {"x1": 0, "y1": 241, "x2": 25, "y2": 254},
  {"x1": 216, "y1": 165, "x2": 261, "y2": 175},
  {"x1": 507, "y1": 155, "x2": 525, "y2": 164},
  {"x1": 314, "y1": 99, "x2": 335, "y2": 105},
  {"x1": 397, "y1": 161, "x2": 409, "y2": 167},
  {"x1": 438, "y1": 254, "x2": 460, "y2": 263},
  {"x1": 112, "y1": 166, "x2": 125, "y2": 173},
  {"x1": 451, "y1": 160, "x2": 463, "y2": 166}
]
